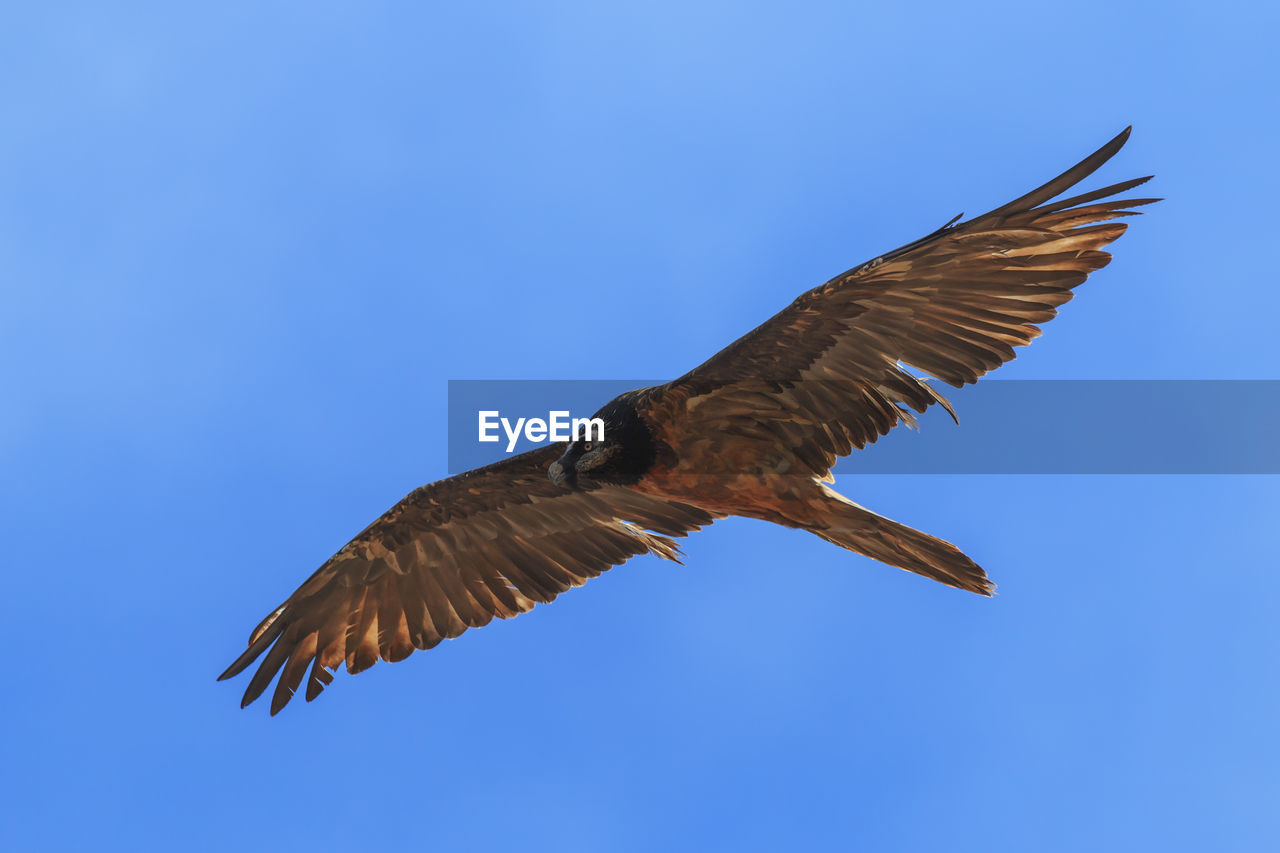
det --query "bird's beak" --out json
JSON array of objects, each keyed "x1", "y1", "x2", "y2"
[{"x1": 548, "y1": 459, "x2": 576, "y2": 489}]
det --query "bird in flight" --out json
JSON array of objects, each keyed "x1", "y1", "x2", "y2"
[{"x1": 221, "y1": 128, "x2": 1157, "y2": 714}]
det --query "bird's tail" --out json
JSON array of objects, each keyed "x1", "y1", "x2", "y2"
[{"x1": 807, "y1": 484, "x2": 994, "y2": 595}]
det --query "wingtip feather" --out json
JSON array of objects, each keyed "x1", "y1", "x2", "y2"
[{"x1": 979, "y1": 127, "x2": 1138, "y2": 222}]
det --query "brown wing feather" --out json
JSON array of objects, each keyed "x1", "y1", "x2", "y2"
[
  {"x1": 219, "y1": 444, "x2": 718, "y2": 714},
  {"x1": 657, "y1": 127, "x2": 1157, "y2": 477}
]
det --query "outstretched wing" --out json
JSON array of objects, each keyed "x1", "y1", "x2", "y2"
[
  {"x1": 219, "y1": 444, "x2": 718, "y2": 714},
  {"x1": 657, "y1": 127, "x2": 1158, "y2": 478}
]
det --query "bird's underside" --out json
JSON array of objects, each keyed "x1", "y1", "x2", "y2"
[{"x1": 220, "y1": 127, "x2": 1157, "y2": 713}]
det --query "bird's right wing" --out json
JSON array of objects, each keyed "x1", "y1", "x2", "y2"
[{"x1": 219, "y1": 444, "x2": 718, "y2": 714}]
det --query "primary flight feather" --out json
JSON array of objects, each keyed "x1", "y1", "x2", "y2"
[{"x1": 220, "y1": 127, "x2": 1157, "y2": 714}]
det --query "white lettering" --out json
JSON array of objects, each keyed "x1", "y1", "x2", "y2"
[
  {"x1": 573, "y1": 417, "x2": 605, "y2": 442},
  {"x1": 502, "y1": 417, "x2": 526, "y2": 453},
  {"x1": 478, "y1": 411, "x2": 500, "y2": 443},
  {"x1": 548, "y1": 411, "x2": 571, "y2": 442},
  {"x1": 478, "y1": 410, "x2": 607, "y2": 452}
]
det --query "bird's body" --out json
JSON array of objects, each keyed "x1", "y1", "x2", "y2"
[{"x1": 221, "y1": 128, "x2": 1157, "y2": 714}]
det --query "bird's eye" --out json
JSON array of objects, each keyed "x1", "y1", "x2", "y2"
[{"x1": 581, "y1": 441, "x2": 596, "y2": 452}]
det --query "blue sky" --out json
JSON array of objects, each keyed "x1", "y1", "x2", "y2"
[{"x1": 4, "y1": 3, "x2": 1279, "y2": 851}]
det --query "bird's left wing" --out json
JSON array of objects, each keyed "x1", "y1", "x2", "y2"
[
  {"x1": 651, "y1": 127, "x2": 1158, "y2": 479},
  {"x1": 219, "y1": 444, "x2": 717, "y2": 714}
]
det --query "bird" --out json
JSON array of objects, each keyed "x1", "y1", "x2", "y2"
[{"x1": 220, "y1": 127, "x2": 1157, "y2": 714}]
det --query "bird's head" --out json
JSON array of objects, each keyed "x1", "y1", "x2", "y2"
[{"x1": 548, "y1": 394, "x2": 657, "y2": 489}]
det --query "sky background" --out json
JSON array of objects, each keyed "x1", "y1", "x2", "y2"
[{"x1": 3, "y1": 2, "x2": 1279, "y2": 851}]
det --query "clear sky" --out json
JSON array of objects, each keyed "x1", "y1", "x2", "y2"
[{"x1": 4, "y1": 3, "x2": 1278, "y2": 851}]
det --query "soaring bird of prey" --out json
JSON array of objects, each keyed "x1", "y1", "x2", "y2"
[{"x1": 221, "y1": 128, "x2": 1156, "y2": 714}]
